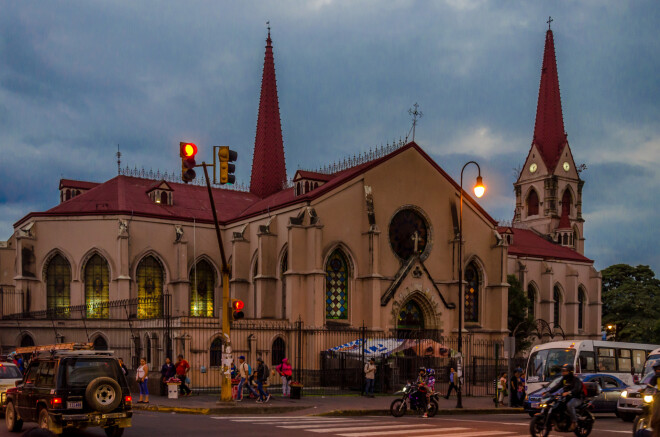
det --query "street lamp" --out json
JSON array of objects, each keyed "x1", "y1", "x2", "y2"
[{"x1": 456, "y1": 161, "x2": 485, "y2": 409}]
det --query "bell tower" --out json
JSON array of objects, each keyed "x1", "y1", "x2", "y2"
[{"x1": 513, "y1": 23, "x2": 585, "y2": 254}]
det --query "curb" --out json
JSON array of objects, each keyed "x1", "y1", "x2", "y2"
[
  {"x1": 134, "y1": 404, "x2": 310, "y2": 415},
  {"x1": 317, "y1": 408, "x2": 525, "y2": 417}
]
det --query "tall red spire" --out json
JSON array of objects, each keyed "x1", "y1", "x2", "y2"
[
  {"x1": 250, "y1": 27, "x2": 287, "y2": 198},
  {"x1": 532, "y1": 28, "x2": 567, "y2": 171}
]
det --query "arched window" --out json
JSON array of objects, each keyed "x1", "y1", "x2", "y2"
[
  {"x1": 553, "y1": 285, "x2": 562, "y2": 325},
  {"x1": 85, "y1": 254, "x2": 110, "y2": 319},
  {"x1": 561, "y1": 190, "x2": 572, "y2": 218},
  {"x1": 573, "y1": 228, "x2": 579, "y2": 248},
  {"x1": 46, "y1": 254, "x2": 71, "y2": 317},
  {"x1": 325, "y1": 249, "x2": 349, "y2": 320},
  {"x1": 578, "y1": 288, "x2": 586, "y2": 331},
  {"x1": 160, "y1": 191, "x2": 168, "y2": 205},
  {"x1": 314, "y1": 182, "x2": 319, "y2": 189},
  {"x1": 304, "y1": 181, "x2": 309, "y2": 193},
  {"x1": 397, "y1": 300, "x2": 425, "y2": 330},
  {"x1": 145, "y1": 335, "x2": 152, "y2": 364},
  {"x1": 210, "y1": 337, "x2": 223, "y2": 367},
  {"x1": 93, "y1": 336, "x2": 108, "y2": 351},
  {"x1": 20, "y1": 334, "x2": 35, "y2": 348},
  {"x1": 562, "y1": 233, "x2": 568, "y2": 245},
  {"x1": 136, "y1": 256, "x2": 164, "y2": 319},
  {"x1": 190, "y1": 259, "x2": 215, "y2": 317},
  {"x1": 464, "y1": 262, "x2": 480, "y2": 323},
  {"x1": 527, "y1": 189, "x2": 539, "y2": 216},
  {"x1": 280, "y1": 250, "x2": 288, "y2": 319},
  {"x1": 65, "y1": 189, "x2": 71, "y2": 201},
  {"x1": 272, "y1": 337, "x2": 286, "y2": 366},
  {"x1": 133, "y1": 336, "x2": 142, "y2": 369},
  {"x1": 527, "y1": 284, "x2": 536, "y2": 319}
]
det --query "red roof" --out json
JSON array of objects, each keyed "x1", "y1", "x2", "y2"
[
  {"x1": 16, "y1": 142, "x2": 498, "y2": 228},
  {"x1": 249, "y1": 30, "x2": 287, "y2": 199},
  {"x1": 500, "y1": 226, "x2": 592, "y2": 263},
  {"x1": 59, "y1": 179, "x2": 100, "y2": 190},
  {"x1": 294, "y1": 170, "x2": 334, "y2": 182},
  {"x1": 532, "y1": 29, "x2": 568, "y2": 171}
]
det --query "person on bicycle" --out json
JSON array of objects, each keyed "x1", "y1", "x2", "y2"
[
  {"x1": 555, "y1": 363, "x2": 583, "y2": 431},
  {"x1": 416, "y1": 367, "x2": 431, "y2": 418}
]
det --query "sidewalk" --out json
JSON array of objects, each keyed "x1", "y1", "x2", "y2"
[{"x1": 133, "y1": 393, "x2": 523, "y2": 416}]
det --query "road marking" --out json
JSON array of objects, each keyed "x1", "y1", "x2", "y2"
[
  {"x1": 345, "y1": 431, "x2": 516, "y2": 437},
  {"x1": 334, "y1": 427, "x2": 467, "y2": 437},
  {"x1": 307, "y1": 424, "x2": 454, "y2": 433},
  {"x1": 278, "y1": 420, "x2": 384, "y2": 428},
  {"x1": 229, "y1": 418, "x2": 348, "y2": 423}
]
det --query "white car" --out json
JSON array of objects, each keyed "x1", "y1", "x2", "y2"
[
  {"x1": 0, "y1": 362, "x2": 23, "y2": 416},
  {"x1": 617, "y1": 371, "x2": 657, "y2": 422}
]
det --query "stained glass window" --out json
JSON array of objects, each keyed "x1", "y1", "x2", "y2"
[
  {"x1": 190, "y1": 260, "x2": 215, "y2": 317},
  {"x1": 578, "y1": 288, "x2": 586, "y2": 330},
  {"x1": 389, "y1": 208, "x2": 429, "y2": 260},
  {"x1": 553, "y1": 286, "x2": 562, "y2": 325},
  {"x1": 137, "y1": 256, "x2": 164, "y2": 319},
  {"x1": 527, "y1": 284, "x2": 536, "y2": 319},
  {"x1": 85, "y1": 254, "x2": 109, "y2": 319},
  {"x1": 46, "y1": 254, "x2": 71, "y2": 318},
  {"x1": 397, "y1": 301, "x2": 425, "y2": 329},
  {"x1": 464, "y1": 262, "x2": 480, "y2": 323},
  {"x1": 325, "y1": 250, "x2": 349, "y2": 320}
]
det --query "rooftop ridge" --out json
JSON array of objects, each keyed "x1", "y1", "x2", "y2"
[
  {"x1": 118, "y1": 166, "x2": 250, "y2": 192},
  {"x1": 302, "y1": 138, "x2": 407, "y2": 175}
]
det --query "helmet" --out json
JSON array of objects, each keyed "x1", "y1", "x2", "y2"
[
  {"x1": 653, "y1": 362, "x2": 660, "y2": 370},
  {"x1": 426, "y1": 368, "x2": 435, "y2": 375},
  {"x1": 419, "y1": 367, "x2": 426, "y2": 373},
  {"x1": 562, "y1": 364, "x2": 575, "y2": 373}
]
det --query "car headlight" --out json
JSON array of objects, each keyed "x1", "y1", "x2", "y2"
[
  {"x1": 644, "y1": 395, "x2": 654, "y2": 403},
  {"x1": 621, "y1": 390, "x2": 628, "y2": 398}
]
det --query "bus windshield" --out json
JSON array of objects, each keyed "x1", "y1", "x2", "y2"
[{"x1": 527, "y1": 348, "x2": 577, "y2": 383}]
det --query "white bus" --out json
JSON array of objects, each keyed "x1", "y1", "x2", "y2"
[
  {"x1": 525, "y1": 340, "x2": 660, "y2": 394},
  {"x1": 642, "y1": 348, "x2": 660, "y2": 378}
]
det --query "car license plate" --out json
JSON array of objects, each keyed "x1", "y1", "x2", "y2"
[
  {"x1": 531, "y1": 402, "x2": 540, "y2": 409},
  {"x1": 67, "y1": 401, "x2": 83, "y2": 409}
]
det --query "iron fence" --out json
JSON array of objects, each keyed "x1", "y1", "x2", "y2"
[{"x1": 0, "y1": 296, "x2": 512, "y2": 397}]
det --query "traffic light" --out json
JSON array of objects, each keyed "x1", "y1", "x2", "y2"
[
  {"x1": 231, "y1": 299, "x2": 244, "y2": 321},
  {"x1": 180, "y1": 142, "x2": 198, "y2": 183},
  {"x1": 218, "y1": 146, "x2": 238, "y2": 184}
]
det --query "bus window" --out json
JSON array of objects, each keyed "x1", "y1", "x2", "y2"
[
  {"x1": 618, "y1": 349, "x2": 632, "y2": 372},
  {"x1": 527, "y1": 349, "x2": 548, "y2": 382},
  {"x1": 598, "y1": 348, "x2": 616, "y2": 372},
  {"x1": 578, "y1": 351, "x2": 595, "y2": 373},
  {"x1": 633, "y1": 350, "x2": 646, "y2": 374},
  {"x1": 545, "y1": 349, "x2": 577, "y2": 379}
]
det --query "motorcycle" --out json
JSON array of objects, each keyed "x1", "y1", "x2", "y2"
[
  {"x1": 632, "y1": 386, "x2": 657, "y2": 435},
  {"x1": 390, "y1": 382, "x2": 439, "y2": 417},
  {"x1": 529, "y1": 381, "x2": 598, "y2": 437}
]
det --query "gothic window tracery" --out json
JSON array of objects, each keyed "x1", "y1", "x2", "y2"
[
  {"x1": 561, "y1": 190, "x2": 572, "y2": 218},
  {"x1": 325, "y1": 249, "x2": 349, "y2": 320},
  {"x1": 85, "y1": 254, "x2": 110, "y2": 319},
  {"x1": 553, "y1": 285, "x2": 562, "y2": 325},
  {"x1": 389, "y1": 208, "x2": 429, "y2": 260},
  {"x1": 527, "y1": 284, "x2": 536, "y2": 319},
  {"x1": 137, "y1": 256, "x2": 164, "y2": 319},
  {"x1": 578, "y1": 288, "x2": 586, "y2": 331},
  {"x1": 46, "y1": 254, "x2": 71, "y2": 317},
  {"x1": 397, "y1": 300, "x2": 425, "y2": 329},
  {"x1": 464, "y1": 262, "x2": 480, "y2": 323},
  {"x1": 190, "y1": 260, "x2": 215, "y2": 317}
]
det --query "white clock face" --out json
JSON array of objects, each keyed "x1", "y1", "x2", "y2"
[
  {"x1": 563, "y1": 162, "x2": 570, "y2": 172},
  {"x1": 529, "y1": 163, "x2": 538, "y2": 173}
]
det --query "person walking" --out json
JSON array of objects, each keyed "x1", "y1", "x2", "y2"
[
  {"x1": 497, "y1": 372, "x2": 508, "y2": 407},
  {"x1": 236, "y1": 356, "x2": 258, "y2": 401},
  {"x1": 364, "y1": 358, "x2": 377, "y2": 397},
  {"x1": 136, "y1": 358, "x2": 149, "y2": 404},
  {"x1": 444, "y1": 367, "x2": 458, "y2": 399},
  {"x1": 175, "y1": 354, "x2": 192, "y2": 396},
  {"x1": 255, "y1": 357, "x2": 271, "y2": 403},
  {"x1": 276, "y1": 358, "x2": 293, "y2": 397}
]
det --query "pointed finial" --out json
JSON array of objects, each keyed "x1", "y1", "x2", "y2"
[
  {"x1": 267, "y1": 20, "x2": 271, "y2": 38},
  {"x1": 547, "y1": 16, "x2": 553, "y2": 30},
  {"x1": 116, "y1": 144, "x2": 121, "y2": 175},
  {"x1": 408, "y1": 103, "x2": 423, "y2": 142}
]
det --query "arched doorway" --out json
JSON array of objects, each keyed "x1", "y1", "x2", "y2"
[
  {"x1": 20, "y1": 334, "x2": 35, "y2": 348},
  {"x1": 93, "y1": 336, "x2": 108, "y2": 351},
  {"x1": 272, "y1": 337, "x2": 286, "y2": 366}
]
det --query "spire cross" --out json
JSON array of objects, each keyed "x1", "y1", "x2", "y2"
[
  {"x1": 411, "y1": 231, "x2": 421, "y2": 254},
  {"x1": 267, "y1": 20, "x2": 270, "y2": 37},
  {"x1": 408, "y1": 102, "x2": 423, "y2": 142},
  {"x1": 547, "y1": 16, "x2": 553, "y2": 30}
]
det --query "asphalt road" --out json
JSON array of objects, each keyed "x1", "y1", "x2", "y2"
[{"x1": 1, "y1": 411, "x2": 635, "y2": 437}]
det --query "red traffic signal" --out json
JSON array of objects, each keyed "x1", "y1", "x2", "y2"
[
  {"x1": 231, "y1": 299, "x2": 245, "y2": 320},
  {"x1": 180, "y1": 142, "x2": 198, "y2": 183}
]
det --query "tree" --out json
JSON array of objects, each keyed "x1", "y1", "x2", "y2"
[
  {"x1": 507, "y1": 274, "x2": 534, "y2": 354},
  {"x1": 601, "y1": 264, "x2": 660, "y2": 343}
]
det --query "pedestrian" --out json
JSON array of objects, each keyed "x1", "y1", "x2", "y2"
[
  {"x1": 255, "y1": 357, "x2": 271, "y2": 403},
  {"x1": 497, "y1": 372, "x2": 508, "y2": 407},
  {"x1": 230, "y1": 361, "x2": 237, "y2": 379},
  {"x1": 510, "y1": 369, "x2": 522, "y2": 407},
  {"x1": 175, "y1": 354, "x2": 192, "y2": 396},
  {"x1": 236, "y1": 356, "x2": 258, "y2": 401},
  {"x1": 118, "y1": 357, "x2": 129, "y2": 378},
  {"x1": 276, "y1": 357, "x2": 293, "y2": 397},
  {"x1": 444, "y1": 367, "x2": 457, "y2": 399},
  {"x1": 136, "y1": 358, "x2": 149, "y2": 404},
  {"x1": 518, "y1": 371, "x2": 527, "y2": 405},
  {"x1": 364, "y1": 358, "x2": 376, "y2": 397}
]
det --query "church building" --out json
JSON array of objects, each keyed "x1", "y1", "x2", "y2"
[{"x1": 0, "y1": 26, "x2": 601, "y2": 371}]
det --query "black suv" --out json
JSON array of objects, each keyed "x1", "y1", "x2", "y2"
[{"x1": 4, "y1": 350, "x2": 132, "y2": 436}]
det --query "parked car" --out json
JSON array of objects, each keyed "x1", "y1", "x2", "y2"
[
  {"x1": 524, "y1": 373, "x2": 627, "y2": 416},
  {"x1": 0, "y1": 362, "x2": 23, "y2": 417},
  {"x1": 3, "y1": 349, "x2": 132, "y2": 436},
  {"x1": 617, "y1": 371, "x2": 657, "y2": 422}
]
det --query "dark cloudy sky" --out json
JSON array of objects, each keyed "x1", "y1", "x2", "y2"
[{"x1": 1, "y1": 1, "x2": 658, "y2": 272}]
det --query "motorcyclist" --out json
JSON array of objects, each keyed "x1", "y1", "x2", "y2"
[
  {"x1": 416, "y1": 367, "x2": 430, "y2": 418},
  {"x1": 554, "y1": 363, "x2": 583, "y2": 431},
  {"x1": 647, "y1": 362, "x2": 660, "y2": 388}
]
